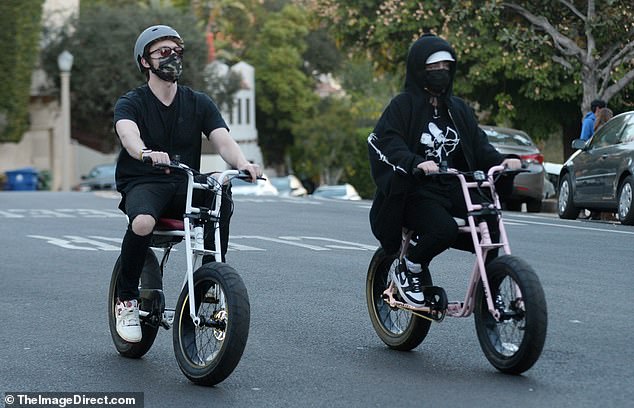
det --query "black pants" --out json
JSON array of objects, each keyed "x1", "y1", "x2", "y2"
[
  {"x1": 403, "y1": 184, "x2": 499, "y2": 267},
  {"x1": 117, "y1": 181, "x2": 233, "y2": 300}
]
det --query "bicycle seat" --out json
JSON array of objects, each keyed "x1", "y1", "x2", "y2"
[{"x1": 155, "y1": 218, "x2": 184, "y2": 231}]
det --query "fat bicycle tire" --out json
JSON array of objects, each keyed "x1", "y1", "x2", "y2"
[
  {"x1": 108, "y1": 249, "x2": 162, "y2": 358},
  {"x1": 366, "y1": 247, "x2": 432, "y2": 351},
  {"x1": 173, "y1": 262, "x2": 250, "y2": 386},
  {"x1": 474, "y1": 255, "x2": 547, "y2": 374}
]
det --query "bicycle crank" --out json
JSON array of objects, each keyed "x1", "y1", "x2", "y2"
[{"x1": 382, "y1": 283, "x2": 448, "y2": 322}]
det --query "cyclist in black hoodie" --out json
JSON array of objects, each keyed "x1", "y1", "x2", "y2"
[{"x1": 368, "y1": 34, "x2": 520, "y2": 307}]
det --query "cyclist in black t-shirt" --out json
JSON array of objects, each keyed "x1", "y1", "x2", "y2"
[{"x1": 113, "y1": 25, "x2": 261, "y2": 343}]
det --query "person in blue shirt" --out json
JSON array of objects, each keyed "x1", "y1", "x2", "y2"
[{"x1": 579, "y1": 99, "x2": 606, "y2": 141}]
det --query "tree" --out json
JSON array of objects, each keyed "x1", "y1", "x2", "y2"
[
  {"x1": 314, "y1": 0, "x2": 634, "y2": 158},
  {"x1": 291, "y1": 97, "x2": 359, "y2": 185},
  {"x1": 40, "y1": 3, "x2": 207, "y2": 152},
  {"x1": 203, "y1": 61, "x2": 244, "y2": 113},
  {"x1": 245, "y1": 4, "x2": 318, "y2": 170},
  {"x1": 0, "y1": 0, "x2": 44, "y2": 143},
  {"x1": 500, "y1": 1, "x2": 634, "y2": 115}
]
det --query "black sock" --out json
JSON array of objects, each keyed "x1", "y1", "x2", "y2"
[{"x1": 117, "y1": 228, "x2": 151, "y2": 300}]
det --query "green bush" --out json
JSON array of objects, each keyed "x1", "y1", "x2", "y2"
[
  {"x1": 341, "y1": 127, "x2": 375, "y2": 200},
  {"x1": 0, "y1": 0, "x2": 44, "y2": 143}
]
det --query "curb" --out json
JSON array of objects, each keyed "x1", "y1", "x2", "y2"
[{"x1": 542, "y1": 198, "x2": 558, "y2": 213}]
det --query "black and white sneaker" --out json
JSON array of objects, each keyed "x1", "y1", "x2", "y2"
[{"x1": 391, "y1": 258, "x2": 425, "y2": 307}]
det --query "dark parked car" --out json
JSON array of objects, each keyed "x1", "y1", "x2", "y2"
[
  {"x1": 480, "y1": 126, "x2": 545, "y2": 212},
  {"x1": 74, "y1": 163, "x2": 116, "y2": 192},
  {"x1": 558, "y1": 110, "x2": 634, "y2": 225}
]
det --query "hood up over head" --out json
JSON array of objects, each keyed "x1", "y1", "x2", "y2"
[{"x1": 404, "y1": 34, "x2": 457, "y2": 99}]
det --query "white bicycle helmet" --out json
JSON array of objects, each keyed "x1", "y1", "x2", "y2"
[{"x1": 134, "y1": 25, "x2": 183, "y2": 73}]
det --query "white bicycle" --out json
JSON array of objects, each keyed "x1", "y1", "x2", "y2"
[{"x1": 108, "y1": 160, "x2": 252, "y2": 386}]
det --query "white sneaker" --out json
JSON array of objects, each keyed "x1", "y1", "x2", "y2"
[
  {"x1": 391, "y1": 258, "x2": 426, "y2": 307},
  {"x1": 116, "y1": 299, "x2": 142, "y2": 343}
]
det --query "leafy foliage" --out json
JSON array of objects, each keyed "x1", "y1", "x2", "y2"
[
  {"x1": 203, "y1": 62, "x2": 244, "y2": 113},
  {"x1": 291, "y1": 97, "x2": 360, "y2": 185},
  {"x1": 39, "y1": 3, "x2": 207, "y2": 152},
  {"x1": 245, "y1": 4, "x2": 318, "y2": 167},
  {"x1": 0, "y1": 0, "x2": 44, "y2": 143},
  {"x1": 314, "y1": 0, "x2": 634, "y2": 156}
]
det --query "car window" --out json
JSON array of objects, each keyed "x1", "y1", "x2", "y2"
[
  {"x1": 618, "y1": 114, "x2": 634, "y2": 143},
  {"x1": 483, "y1": 129, "x2": 533, "y2": 147},
  {"x1": 591, "y1": 115, "x2": 626, "y2": 148}
]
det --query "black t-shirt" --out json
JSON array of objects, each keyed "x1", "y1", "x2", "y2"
[{"x1": 113, "y1": 84, "x2": 228, "y2": 192}]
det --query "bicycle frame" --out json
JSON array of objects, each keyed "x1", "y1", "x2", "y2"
[
  {"x1": 383, "y1": 164, "x2": 518, "y2": 322},
  {"x1": 150, "y1": 164, "x2": 241, "y2": 327}
]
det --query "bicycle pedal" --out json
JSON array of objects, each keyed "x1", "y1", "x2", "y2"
[
  {"x1": 161, "y1": 309, "x2": 175, "y2": 330},
  {"x1": 423, "y1": 286, "x2": 448, "y2": 312}
]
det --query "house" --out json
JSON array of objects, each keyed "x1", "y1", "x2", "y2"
[{"x1": 0, "y1": 0, "x2": 262, "y2": 190}]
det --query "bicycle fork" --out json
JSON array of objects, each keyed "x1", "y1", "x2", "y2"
[{"x1": 183, "y1": 218, "x2": 222, "y2": 327}]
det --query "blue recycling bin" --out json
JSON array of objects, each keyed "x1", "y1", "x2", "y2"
[{"x1": 5, "y1": 167, "x2": 39, "y2": 191}]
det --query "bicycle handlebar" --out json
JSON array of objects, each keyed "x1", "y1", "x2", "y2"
[
  {"x1": 412, "y1": 164, "x2": 529, "y2": 180},
  {"x1": 144, "y1": 156, "x2": 263, "y2": 182}
]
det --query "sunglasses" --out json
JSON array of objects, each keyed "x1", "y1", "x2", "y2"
[{"x1": 148, "y1": 46, "x2": 184, "y2": 59}]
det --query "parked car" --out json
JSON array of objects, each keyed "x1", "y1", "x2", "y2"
[
  {"x1": 270, "y1": 175, "x2": 308, "y2": 197},
  {"x1": 558, "y1": 110, "x2": 634, "y2": 225},
  {"x1": 544, "y1": 161, "x2": 563, "y2": 196},
  {"x1": 230, "y1": 175, "x2": 278, "y2": 196},
  {"x1": 74, "y1": 163, "x2": 116, "y2": 192},
  {"x1": 480, "y1": 125, "x2": 545, "y2": 212},
  {"x1": 312, "y1": 183, "x2": 361, "y2": 200}
]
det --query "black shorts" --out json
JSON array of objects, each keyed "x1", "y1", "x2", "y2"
[
  {"x1": 121, "y1": 181, "x2": 188, "y2": 223},
  {"x1": 120, "y1": 181, "x2": 229, "y2": 223}
]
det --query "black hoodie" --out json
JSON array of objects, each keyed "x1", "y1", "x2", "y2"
[{"x1": 367, "y1": 34, "x2": 506, "y2": 254}]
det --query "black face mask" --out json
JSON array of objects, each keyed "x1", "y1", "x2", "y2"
[
  {"x1": 425, "y1": 69, "x2": 451, "y2": 94},
  {"x1": 150, "y1": 53, "x2": 183, "y2": 83}
]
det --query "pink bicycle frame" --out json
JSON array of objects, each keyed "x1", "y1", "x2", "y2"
[{"x1": 385, "y1": 164, "x2": 513, "y2": 321}]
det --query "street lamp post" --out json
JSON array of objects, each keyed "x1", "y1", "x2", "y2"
[{"x1": 57, "y1": 50, "x2": 73, "y2": 191}]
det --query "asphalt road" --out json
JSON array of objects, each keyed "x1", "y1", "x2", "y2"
[{"x1": 1, "y1": 191, "x2": 633, "y2": 407}]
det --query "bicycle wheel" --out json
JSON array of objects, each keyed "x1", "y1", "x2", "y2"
[
  {"x1": 108, "y1": 249, "x2": 162, "y2": 358},
  {"x1": 474, "y1": 255, "x2": 547, "y2": 374},
  {"x1": 173, "y1": 262, "x2": 250, "y2": 386},
  {"x1": 366, "y1": 247, "x2": 432, "y2": 351}
]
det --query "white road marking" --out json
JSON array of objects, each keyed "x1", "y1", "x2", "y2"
[
  {"x1": 232, "y1": 235, "x2": 329, "y2": 251},
  {"x1": 27, "y1": 235, "x2": 99, "y2": 250},
  {"x1": 27, "y1": 234, "x2": 377, "y2": 252},
  {"x1": 504, "y1": 217, "x2": 634, "y2": 235},
  {"x1": 280, "y1": 236, "x2": 377, "y2": 250}
]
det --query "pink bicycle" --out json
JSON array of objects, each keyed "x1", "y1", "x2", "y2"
[{"x1": 366, "y1": 165, "x2": 547, "y2": 374}]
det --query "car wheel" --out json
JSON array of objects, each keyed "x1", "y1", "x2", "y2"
[
  {"x1": 558, "y1": 174, "x2": 578, "y2": 220},
  {"x1": 617, "y1": 175, "x2": 634, "y2": 225},
  {"x1": 526, "y1": 199, "x2": 542, "y2": 213}
]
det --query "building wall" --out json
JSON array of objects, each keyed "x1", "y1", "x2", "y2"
[{"x1": 201, "y1": 61, "x2": 263, "y2": 172}]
